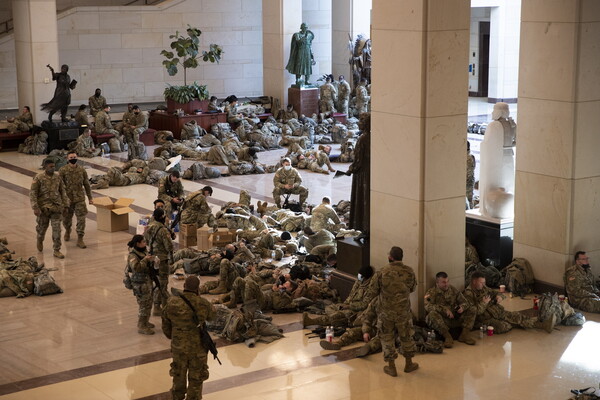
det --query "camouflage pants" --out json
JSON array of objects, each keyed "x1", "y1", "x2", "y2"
[
  {"x1": 272, "y1": 186, "x2": 309, "y2": 207},
  {"x1": 309, "y1": 244, "x2": 336, "y2": 259},
  {"x1": 378, "y1": 315, "x2": 416, "y2": 361},
  {"x1": 125, "y1": 128, "x2": 141, "y2": 159},
  {"x1": 572, "y1": 297, "x2": 600, "y2": 313},
  {"x1": 243, "y1": 279, "x2": 271, "y2": 311},
  {"x1": 170, "y1": 350, "x2": 208, "y2": 400},
  {"x1": 426, "y1": 308, "x2": 477, "y2": 334},
  {"x1": 476, "y1": 310, "x2": 536, "y2": 334},
  {"x1": 107, "y1": 167, "x2": 131, "y2": 186},
  {"x1": 63, "y1": 201, "x2": 87, "y2": 237},
  {"x1": 308, "y1": 161, "x2": 328, "y2": 174},
  {"x1": 7, "y1": 121, "x2": 30, "y2": 133},
  {"x1": 37, "y1": 210, "x2": 62, "y2": 251},
  {"x1": 153, "y1": 258, "x2": 170, "y2": 309},
  {"x1": 132, "y1": 280, "x2": 152, "y2": 318},
  {"x1": 199, "y1": 280, "x2": 219, "y2": 294}
]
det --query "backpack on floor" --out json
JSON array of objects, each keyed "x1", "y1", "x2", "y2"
[
  {"x1": 34, "y1": 270, "x2": 63, "y2": 296},
  {"x1": 501, "y1": 257, "x2": 534, "y2": 297}
]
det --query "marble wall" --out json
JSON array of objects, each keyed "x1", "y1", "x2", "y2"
[{"x1": 302, "y1": 0, "x2": 331, "y2": 80}]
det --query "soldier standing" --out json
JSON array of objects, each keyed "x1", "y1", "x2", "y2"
[
  {"x1": 369, "y1": 246, "x2": 419, "y2": 377},
  {"x1": 355, "y1": 78, "x2": 370, "y2": 115},
  {"x1": 59, "y1": 151, "x2": 93, "y2": 249},
  {"x1": 319, "y1": 76, "x2": 337, "y2": 114},
  {"x1": 272, "y1": 157, "x2": 309, "y2": 208},
  {"x1": 88, "y1": 88, "x2": 107, "y2": 117},
  {"x1": 336, "y1": 76, "x2": 351, "y2": 115},
  {"x1": 144, "y1": 209, "x2": 174, "y2": 317},
  {"x1": 162, "y1": 276, "x2": 216, "y2": 400},
  {"x1": 30, "y1": 159, "x2": 70, "y2": 259},
  {"x1": 126, "y1": 235, "x2": 157, "y2": 335},
  {"x1": 124, "y1": 105, "x2": 148, "y2": 160},
  {"x1": 466, "y1": 141, "x2": 476, "y2": 208}
]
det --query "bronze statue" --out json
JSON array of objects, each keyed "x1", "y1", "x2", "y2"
[
  {"x1": 348, "y1": 112, "x2": 371, "y2": 234},
  {"x1": 41, "y1": 64, "x2": 77, "y2": 122},
  {"x1": 348, "y1": 34, "x2": 372, "y2": 89},
  {"x1": 286, "y1": 23, "x2": 315, "y2": 87}
]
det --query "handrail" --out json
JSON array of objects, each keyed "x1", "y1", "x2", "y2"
[{"x1": 0, "y1": 18, "x2": 13, "y2": 36}]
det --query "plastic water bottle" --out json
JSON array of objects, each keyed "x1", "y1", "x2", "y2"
[
  {"x1": 427, "y1": 330, "x2": 435, "y2": 343},
  {"x1": 479, "y1": 325, "x2": 486, "y2": 339},
  {"x1": 325, "y1": 326, "x2": 334, "y2": 343}
]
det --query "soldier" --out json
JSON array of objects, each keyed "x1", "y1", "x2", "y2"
[
  {"x1": 224, "y1": 95, "x2": 243, "y2": 125},
  {"x1": 158, "y1": 171, "x2": 184, "y2": 215},
  {"x1": 201, "y1": 250, "x2": 243, "y2": 295},
  {"x1": 30, "y1": 159, "x2": 70, "y2": 259},
  {"x1": 126, "y1": 235, "x2": 157, "y2": 335},
  {"x1": 162, "y1": 276, "x2": 215, "y2": 400},
  {"x1": 124, "y1": 105, "x2": 148, "y2": 160},
  {"x1": 59, "y1": 151, "x2": 93, "y2": 249},
  {"x1": 88, "y1": 88, "x2": 107, "y2": 117},
  {"x1": 7, "y1": 106, "x2": 33, "y2": 133},
  {"x1": 73, "y1": 104, "x2": 89, "y2": 126},
  {"x1": 463, "y1": 271, "x2": 556, "y2": 334},
  {"x1": 310, "y1": 197, "x2": 341, "y2": 233},
  {"x1": 74, "y1": 128, "x2": 101, "y2": 158},
  {"x1": 424, "y1": 271, "x2": 476, "y2": 348},
  {"x1": 180, "y1": 186, "x2": 216, "y2": 228},
  {"x1": 355, "y1": 78, "x2": 370, "y2": 115},
  {"x1": 145, "y1": 209, "x2": 174, "y2": 317},
  {"x1": 307, "y1": 145, "x2": 335, "y2": 175},
  {"x1": 302, "y1": 227, "x2": 336, "y2": 258},
  {"x1": 564, "y1": 251, "x2": 600, "y2": 313},
  {"x1": 466, "y1": 141, "x2": 476, "y2": 208},
  {"x1": 369, "y1": 246, "x2": 418, "y2": 377},
  {"x1": 272, "y1": 157, "x2": 309, "y2": 208},
  {"x1": 277, "y1": 104, "x2": 299, "y2": 123},
  {"x1": 207, "y1": 96, "x2": 222, "y2": 112},
  {"x1": 90, "y1": 160, "x2": 149, "y2": 189},
  {"x1": 115, "y1": 103, "x2": 134, "y2": 134},
  {"x1": 319, "y1": 76, "x2": 337, "y2": 114},
  {"x1": 336, "y1": 75, "x2": 351, "y2": 115},
  {"x1": 94, "y1": 105, "x2": 119, "y2": 136}
]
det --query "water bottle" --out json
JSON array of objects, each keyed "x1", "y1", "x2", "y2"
[
  {"x1": 479, "y1": 325, "x2": 485, "y2": 339},
  {"x1": 325, "y1": 326, "x2": 334, "y2": 343},
  {"x1": 427, "y1": 330, "x2": 435, "y2": 343}
]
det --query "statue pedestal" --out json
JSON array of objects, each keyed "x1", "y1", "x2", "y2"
[
  {"x1": 288, "y1": 86, "x2": 318, "y2": 117},
  {"x1": 466, "y1": 209, "x2": 513, "y2": 269}
]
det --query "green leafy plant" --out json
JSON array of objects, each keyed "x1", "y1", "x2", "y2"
[{"x1": 160, "y1": 25, "x2": 223, "y2": 102}]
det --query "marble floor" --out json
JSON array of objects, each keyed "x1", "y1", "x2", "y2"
[{"x1": 2, "y1": 100, "x2": 599, "y2": 400}]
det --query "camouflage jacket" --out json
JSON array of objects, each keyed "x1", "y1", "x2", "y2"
[
  {"x1": 122, "y1": 110, "x2": 135, "y2": 125},
  {"x1": 127, "y1": 248, "x2": 153, "y2": 284},
  {"x1": 343, "y1": 276, "x2": 374, "y2": 312},
  {"x1": 369, "y1": 261, "x2": 416, "y2": 320},
  {"x1": 76, "y1": 135, "x2": 95, "y2": 152},
  {"x1": 88, "y1": 95, "x2": 107, "y2": 116},
  {"x1": 158, "y1": 176, "x2": 184, "y2": 204},
  {"x1": 30, "y1": 172, "x2": 69, "y2": 212},
  {"x1": 310, "y1": 204, "x2": 340, "y2": 231},
  {"x1": 273, "y1": 167, "x2": 302, "y2": 189},
  {"x1": 462, "y1": 285, "x2": 505, "y2": 318},
  {"x1": 424, "y1": 285, "x2": 468, "y2": 316},
  {"x1": 145, "y1": 220, "x2": 173, "y2": 261},
  {"x1": 59, "y1": 164, "x2": 92, "y2": 204},
  {"x1": 467, "y1": 152, "x2": 476, "y2": 185},
  {"x1": 133, "y1": 112, "x2": 149, "y2": 130},
  {"x1": 564, "y1": 264, "x2": 600, "y2": 304},
  {"x1": 74, "y1": 110, "x2": 88, "y2": 126},
  {"x1": 94, "y1": 110, "x2": 114, "y2": 133},
  {"x1": 180, "y1": 191, "x2": 211, "y2": 225},
  {"x1": 16, "y1": 111, "x2": 34, "y2": 128},
  {"x1": 355, "y1": 85, "x2": 370, "y2": 104},
  {"x1": 305, "y1": 229, "x2": 336, "y2": 251},
  {"x1": 337, "y1": 80, "x2": 351, "y2": 101},
  {"x1": 162, "y1": 291, "x2": 216, "y2": 353}
]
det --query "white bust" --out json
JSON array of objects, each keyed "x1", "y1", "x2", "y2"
[{"x1": 479, "y1": 102, "x2": 516, "y2": 219}]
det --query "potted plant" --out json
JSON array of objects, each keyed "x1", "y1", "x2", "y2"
[{"x1": 161, "y1": 25, "x2": 223, "y2": 114}]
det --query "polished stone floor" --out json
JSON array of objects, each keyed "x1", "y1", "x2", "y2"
[{"x1": 2, "y1": 99, "x2": 599, "y2": 400}]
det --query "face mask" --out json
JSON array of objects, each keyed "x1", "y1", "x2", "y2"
[
  {"x1": 46, "y1": 168, "x2": 55, "y2": 174},
  {"x1": 134, "y1": 112, "x2": 139, "y2": 115},
  {"x1": 284, "y1": 165, "x2": 292, "y2": 171},
  {"x1": 68, "y1": 159, "x2": 78, "y2": 164},
  {"x1": 582, "y1": 264, "x2": 591, "y2": 269},
  {"x1": 137, "y1": 245, "x2": 147, "y2": 252},
  {"x1": 357, "y1": 273, "x2": 363, "y2": 282},
  {"x1": 224, "y1": 251, "x2": 235, "y2": 260}
]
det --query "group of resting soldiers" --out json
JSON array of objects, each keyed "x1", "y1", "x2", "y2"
[{"x1": 316, "y1": 74, "x2": 370, "y2": 117}]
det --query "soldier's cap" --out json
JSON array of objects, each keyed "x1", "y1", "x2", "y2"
[{"x1": 184, "y1": 276, "x2": 200, "y2": 292}]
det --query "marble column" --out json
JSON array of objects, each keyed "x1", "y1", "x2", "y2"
[
  {"x1": 262, "y1": 0, "x2": 302, "y2": 107},
  {"x1": 12, "y1": 0, "x2": 59, "y2": 124},
  {"x1": 514, "y1": 0, "x2": 600, "y2": 287},
  {"x1": 370, "y1": 0, "x2": 470, "y2": 316},
  {"x1": 332, "y1": 0, "x2": 372, "y2": 82}
]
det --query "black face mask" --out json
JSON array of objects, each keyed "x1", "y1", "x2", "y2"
[
  {"x1": 582, "y1": 264, "x2": 591, "y2": 269},
  {"x1": 137, "y1": 245, "x2": 147, "y2": 252},
  {"x1": 68, "y1": 159, "x2": 78, "y2": 164},
  {"x1": 224, "y1": 250, "x2": 234, "y2": 260}
]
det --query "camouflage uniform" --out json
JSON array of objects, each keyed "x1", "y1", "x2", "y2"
[
  {"x1": 355, "y1": 83, "x2": 370, "y2": 115},
  {"x1": 304, "y1": 229, "x2": 336, "y2": 258},
  {"x1": 466, "y1": 150, "x2": 476, "y2": 208},
  {"x1": 126, "y1": 112, "x2": 149, "y2": 160},
  {"x1": 158, "y1": 176, "x2": 184, "y2": 215},
  {"x1": 424, "y1": 285, "x2": 476, "y2": 334},
  {"x1": 162, "y1": 291, "x2": 216, "y2": 400},
  {"x1": 308, "y1": 150, "x2": 334, "y2": 174},
  {"x1": 337, "y1": 79, "x2": 351, "y2": 115},
  {"x1": 73, "y1": 110, "x2": 89, "y2": 127},
  {"x1": 94, "y1": 110, "x2": 119, "y2": 135},
  {"x1": 310, "y1": 203, "x2": 341, "y2": 232},
  {"x1": 7, "y1": 111, "x2": 33, "y2": 133},
  {"x1": 206, "y1": 144, "x2": 236, "y2": 166},
  {"x1": 115, "y1": 109, "x2": 135, "y2": 134},
  {"x1": 145, "y1": 220, "x2": 174, "y2": 312},
  {"x1": 369, "y1": 261, "x2": 417, "y2": 362},
  {"x1": 30, "y1": 171, "x2": 69, "y2": 252},
  {"x1": 75, "y1": 134, "x2": 101, "y2": 157},
  {"x1": 564, "y1": 264, "x2": 600, "y2": 313},
  {"x1": 462, "y1": 285, "x2": 538, "y2": 333},
  {"x1": 272, "y1": 166, "x2": 309, "y2": 207},
  {"x1": 59, "y1": 163, "x2": 92, "y2": 242},
  {"x1": 180, "y1": 192, "x2": 216, "y2": 228},
  {"x1": 200, "y1": 258, "x2": 243, "y2": 295},
  {"x1": 278, "y1": 109, "x2": 298, "y2": 123},
  {"x1": 127, "y1": 247, "x2": 154, "y2": 330},
  {"x1": 88, "y1": 94, "x2": 107, "y2": 117},
  {"x1": 319, "y1": 82, "x2": 337, "y2": 113}
]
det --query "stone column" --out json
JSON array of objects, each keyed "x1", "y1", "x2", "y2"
[
  {"x1": 262, "y1": 0, "x2": 302, "y2": 107},
  {"x1": 332, "y1": 0, "x2": 372, "y2": 82},
  {"x1": 370, "y1": 0, "x2": 470, "y2": 316},
  {"x1": 514, "y1": 0, "x2": 600, "y2": 287},
  {"x1": 12, "y1": 0, "x2": 59, "y2": 124}
]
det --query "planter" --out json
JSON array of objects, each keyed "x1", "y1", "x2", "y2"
[{"x1": 166, "y1": 99, "x2": 209, "y2": 115}]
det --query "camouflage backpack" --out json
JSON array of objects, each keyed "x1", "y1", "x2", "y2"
[
  {"x1": 538, "y1": 292, "x2": 563, "y2": 323},
  {"x1": 501, "y1": 258, "x2": 535, "y2": 297},
  {"x1": 465, "y1": 262, "x2": 502, "y2": 288},
  {"x1": 34, "y1": 269, "x2": 63, "y2": 296}
]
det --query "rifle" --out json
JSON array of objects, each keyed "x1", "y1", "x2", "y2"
[
  {"x1": 146, "y1": 225, "x2": 163, "y2": 292},
  {"x1": 178, "y1": 293, "x2": 222, "y2": 365}
]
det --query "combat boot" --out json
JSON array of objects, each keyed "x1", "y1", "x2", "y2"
[
  {"x1": 64, "y1": 229, "x2": 71, "y2": 242},
  {"x1": 442, "y1": 330, "x2": 454, "y2": 348},
  {"x1": 458, "y1": 328, "x2": 476, "y2": 345},
  {"x1": 76, "y1": 235, "x2": 86, "y2": 249},
  {"x1": 145, "y1": 321, "x2": 155, "y2": 329},
  {"x1": 152, "y1": 304, "x2": 162, "y2": 317},
  {"x1": 302, "y1": 312, "x2": 329, "y2": 327},
  {"x1": 53, "y1": 250, "x2": 65, "y2": 259},
  {"x1": 37, "y1": 238, "x2": 43, "y2": 252},
  {"x1": 208, "y1": 281, "x2": 229, "y2": 295},
  {"x1": 383, "y1": 360, "x2": 397, "y2": 377},
  {"x1": 534, "y1": 314, "x2": 557, "y2": 333},
  {"x1": 355, "y1": 343, "x2": 371, "y2": 358},
  {"x1": 319, "y1": 340, "x2": 341, "y2": 350},
  {"x1": 224, "y1": 292, "x2": 238, "y2": 309},
  {"x1": 403, "y1": 356, "x2": 419, "y2": 373},
  {"x1": 138, "y1": 317, "x2": 155, "y2": 335}
]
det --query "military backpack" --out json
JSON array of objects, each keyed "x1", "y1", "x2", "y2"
[{"x1": 500, "y1": 257, "x2": 535, "y2": 297}]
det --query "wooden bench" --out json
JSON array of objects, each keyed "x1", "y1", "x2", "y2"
[
  {"x1": 0, "y1": 131, "x2": 31, "y2": 151},
  {"x1": 91, "y1": 132, "x2": 115, "y2": 145}
]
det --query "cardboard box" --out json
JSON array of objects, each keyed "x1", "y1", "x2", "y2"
[
  {"x1": 197, "y1": 226, "x2": 211, "y2": 251},
  {"x1": 180, "y1": 223, "x2": 197, "y2": 238},
  {"x1": 93, "y1": 197, "x2": 135, "y2": 232},
  {"x1": 180, "y1": 234, "x2": 197, "y2": 248},
  {"x1": 209, "y1": 228, "x2": 236, "y2": 248}
]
